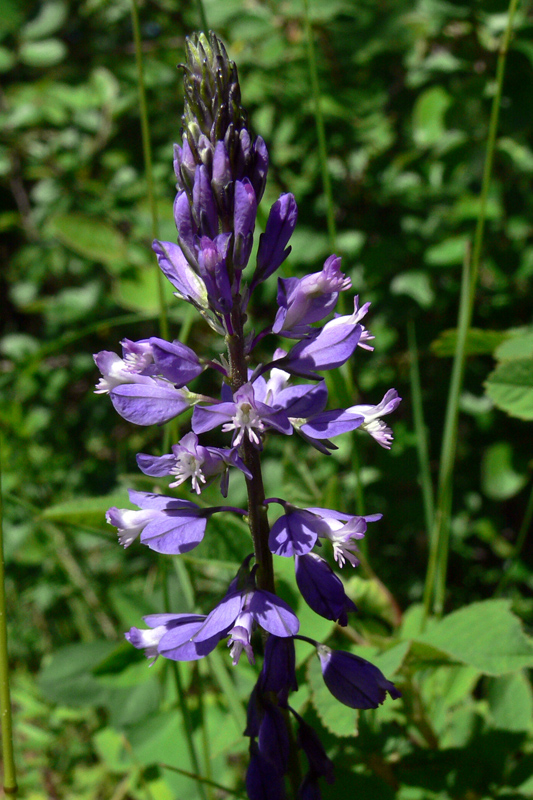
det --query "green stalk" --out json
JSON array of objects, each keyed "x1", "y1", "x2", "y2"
[
  {"x1": 0, "y1": 437, "x2": 17, "y2": 796},
  {"x1": 130, "y1": 0, "x2": 168, "y2": 341},
  {"x1": 162, "y1": 563, "x2": 207, "y2": 800},
  {"x1": 424, "y1": 0, "x2": 519, "y2": 617},
  {"x1": 407, "y1": 319, "x2": 435, "y2": 541},
  {"x1": 302, "y1": 0, "x2": 336, "y2": 251},
  {"x1": 423, "y1": 248, "x2": 470, "y2": 618}
]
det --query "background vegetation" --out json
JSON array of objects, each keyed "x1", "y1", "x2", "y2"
[{"x1": 1, "y1": 0, "x2": 533, "y2": 797}]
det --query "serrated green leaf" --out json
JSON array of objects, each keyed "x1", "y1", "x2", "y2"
[
  {"x1": 307, "y1": 653, "x2": 358, "y2": 737},
  {"x1": 431, "y1": 328, "x2": 507, "y2": 356},
  {"x1": 41, "y1": 491, "x2": 130, "y2": 525},
  {"x1": 481, "y1": 442, "x2": 527, "y2": 501},
  {"x1": 49, "y1": 213, "x2": 128, "y2": 271},
  {"x1": 413, "y1": 600, "x2": 533, "y2": 675},
  {"x1": 485, "y1": 358, "x2": 533, "y2": 420},
  {"x1": 39, "y1": 641, "x2": 116, "y2": 706},
  {"x1": 112, "y1": 268, "x2": 176, "y2": 313}
]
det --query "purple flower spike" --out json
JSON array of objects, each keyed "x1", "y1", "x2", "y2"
[
  {"x1": 273, "y1": 255, "x2": 352, "y2": 337},
  {"x1": 252, "y1": 193, "x2": 298, "y2": 287},
  {"x1": 317, "y1": 645, "x2": 401, "y2": 709},
  {"x1": 109, "y1": 382, "x2": 193, "y2": 426},
  {"x1": 196, "y1": 234, "x2": 233, "y2": 313},
  {"x1": 251, "y1": 135, "x2": 269, "y2": 202},
  {"x1": 152, "y1": 239, "x2": 208, "y2": 310},
  {"x1": 347, "y1": 389, "x2": 401, "y2": 449},
  {"x1": 173, "y1": 190, "x2": 197, "y2": 260},
  {"x1": 295, "y1": 553, "x2": 357, "y2": 626},
  {"x1": 273, "y1": 298, "x2": 366, "y2": 378},
  {"x1": 149, "y1": 337, "x2": 204, "y2": 387},
  {"x1": 125, "y1": 612, "x2": 206, "y2": 662}
]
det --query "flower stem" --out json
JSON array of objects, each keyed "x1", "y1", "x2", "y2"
[
  {"x1": 226, "y1": 306, "x2": 275, "y2": 594},
  {"x1": 407, "y1": 319, "x2": 435, "y2": 541},
  {"x1": 0, "y1": 436, "x2": 17, "y2": 796},
  {"x1": 130, "y1": 0, "x2": 168, "y2": 342},
  {"x1": 195, "y1": 0, "x2": 209, "y2": 33}
]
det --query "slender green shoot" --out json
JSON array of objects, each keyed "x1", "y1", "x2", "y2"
[
  {"x1": 423, "y1": 0, "x2": 519, "y2": 617},
  {"x1": 0, "y1": 437, "x2": 17, "y2": 796},
  {"x1": 407, "y1": 319, "x2": 435, "y2": 540},
  {"x1": 424, "y1": 247, "x2": 471, "y2": 618},
  {"x1": 195, "y1": 0, "x2": 209, "y2": 32},
  {"x1": 162, "y1": 562, "x2": 207, "y2": 800},
  {"x1": 130, "y1": 0, "x2": 168, "y2": 341}
]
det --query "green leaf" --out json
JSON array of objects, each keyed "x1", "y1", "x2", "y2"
[
  {"x1": 0, "y1": 45, "x2": 16, "y2": 72},
  {"x1": 112, "y1": 267, "x2": 176, "y2": 313},
  {"x1": 412, "y1": 86, "x2": 452, "y2": 147},
  {"x1": 390, "y1": 270, "x2": 434, "y2": 308},
  {"x1": 49, "y1": 213, "x2": 128, "y2": 272},
  {"x1": 485, "y1": 358, "x2": 533, "y2": 420},
  {"x1": 481, "y1": 442, "x2": 527, "y2": 501},
  {"x1": 307, "y1": 653, "x2": 358, "y2": 737},
  {"x1": 39, "y1": 641, "x2": 117, "y2": 706},
  {"x1": 19, "y1": 38, "x2": 67, "y2": 67},
  {"x1": 413, "y1": 600, "x2": 533, "y2": 675},
  {"x1": 425, "y1": 235, "x2": 469, "y2": 267},
  {"x1": 431, "y1": 328, "x2": 508, "y2": 357},
  {"x1": 488, "y1": 672, "x2": 533, "y2": 732},
  {"x1": 21, "y1": 1, "x2": 68, "y2": 40},
  {"x1": 494, "y1": 329, "x2": 533, "y2": 360},
  {"x1": 41, "y1": 491, "x2": 130, "y2": 525}
]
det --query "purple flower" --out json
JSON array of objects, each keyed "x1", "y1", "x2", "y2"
[
  {"x1": 260, "y1": 635, "x2": 297, "y2": 701},
  {"x1": 266, "y1": 502, "x2": 321, "y2": 557},
  {"x1": 192, "y1": 382, "x2": 292, "y2": 447},
  {"x1": 305, "y1": 507, "x2": 382, "y2": 567},
  {"x1": 126, "y1": 612, "x2": 224, "y2": 662},
  {"x1": 258, "y1": 702, "x2": 290, "y2": 772},
  {"x1": 152, "y1": 239, "x2": 209, "y2": 310},
  {"x1": 246, "y1": 741, "x2": 285, "y2": 800},
  {"x1": 295, "y1": 553, "x2": 357, "y2": 626},
  {"x1": 149, "y1": 337, "x2": 204, "y2": 387},
  {"x1": 347, "y1": 389, "x2": 401, "y2": 449},
  {"x1": 192, "y1": 580, "x2": 299, "y2": 665},
  {"x1": 136, "y1": 432, "x2": 251, "y2": 496},
  {"x1": 109, "y1": 382, "x2": 194, "y2": 426},
  {"x1": 233, "y1": 178, "x2": 257, "y2": 270},
  {"x1": 272, "y1": 255, "x2": 351, "y2": 338},
  {"x1": 272, "y1": 298, "x2": 366, "y2": 378},
  {"x1": 317, "y1": 645, "x2": 401, "y2": 709},
  {"x1": 252, "y1": 193, "x2": 298, "y2": 288},
  {"x1": 195, "y1": 233, "x2": 233, "y2": 313},
  {"x1": 94, "y1": 338, "x2": 155, "y2": 394},
  {"x1": 192, "y1": 164, "x2": 218, "y2": 238},
  {"x1": 107, "y1": 490, "x2": 244, "y2": 555},
  {"x1": 291, "y1": 709, "x2": 334, "y2": 784}
]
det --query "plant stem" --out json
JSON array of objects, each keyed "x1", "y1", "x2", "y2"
[
  {"x1": 407, "y1": 319, "x2": 435, "y2": 541},
  {"x1": 0, "y1": 436, "x2": 17, "y2": 796},
  {"x1": 423, "y1": 0, "x2": 519, "y2": 617},
  {"x1": 162, "y1": 563, "x2": 207, "y2": 800},
  {"x1": 226, "y1": 306, "x2": 275, "y2": 594},
  {"x1": 130, "y1": 0, "x2": 168, "y2": 341}
]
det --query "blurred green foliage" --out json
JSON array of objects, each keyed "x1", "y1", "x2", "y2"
[{"x1": 2, "y1": 0, "x2": 533, "y2": 797}]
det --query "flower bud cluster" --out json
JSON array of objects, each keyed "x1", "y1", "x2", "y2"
[{"x1": 94, "y1": 31, "x2": 401, "y2": 799}]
